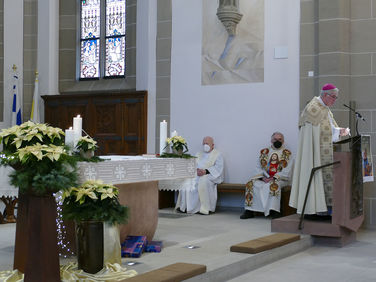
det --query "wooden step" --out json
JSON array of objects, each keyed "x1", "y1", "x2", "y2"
[
  {"x1": 230, "y1": 233, "x2": 300, "y2": 254},
  {"x1": 122, "y1": 262, "x2": 206, "y2": 282}
]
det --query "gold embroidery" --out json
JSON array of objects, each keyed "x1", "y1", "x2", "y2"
[
  {"x1": 259, "y1": 148, "x2": 269, "y2": 169},
  {"x1": 269, "y1": 181, "x2": 280, "y2": 197},
  {"x1": 245, "y1": 181, "x2": 254, "y2": 206}
]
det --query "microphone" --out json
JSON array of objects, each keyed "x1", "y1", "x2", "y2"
[{"x1": 343, "y1": 104, "x2": 366, "y2": 122}]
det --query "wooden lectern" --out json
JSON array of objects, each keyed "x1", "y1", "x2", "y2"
[{"x1": 271, "y1": 136, "x2": 364, "y2": 247}]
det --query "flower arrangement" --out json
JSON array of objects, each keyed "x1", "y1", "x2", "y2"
[
  {"x1": 0, "y1": 121, "x2": 77, "y2": 195},
  {"x1": 62, "y1": 180, "x2": 129, "y2": 225},
  {"x1": 76, "y1": 136, "x2": 98, "y2": 152},
  {"x1": 166, "y1": 135, "x2": 188, "y2": 154}
]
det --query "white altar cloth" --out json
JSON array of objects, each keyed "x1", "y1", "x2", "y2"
[
  {"x1": 0, "y1": 166, "x2": 17, "y2": 197},
  {"x1": 158, "y1": 178, "x2": 196, "y2": 192},
  {"x1": 0, "y1": 156, "x2": 197, "y2": 197},
  {"x1": 78, "y1": 156, "x2": 196, "y2": 187}
]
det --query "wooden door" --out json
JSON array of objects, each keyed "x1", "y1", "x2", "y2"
[
  {"x1": 91, "y1": 97, "x2": 123, "y2": 155},
  {"x1": 42, "y1": 91, "x2": 147, "y2": 156}
]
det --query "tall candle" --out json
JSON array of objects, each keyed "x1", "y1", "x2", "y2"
[
  {"x1": 73, "y1": 115, "x2": 82, "y2": 137},
  {"x1": 73, "y1": 115, "x2": 82, "y2": 148},
  {"x1": 171, "y1": 130, "x2": 178, "y2": 137},
  {"x1": 159, "y1": 120, "x2": 167, "y2": 154},
  {"x1": 65, "y1": 127, "x2": 75, "y2": 150}
]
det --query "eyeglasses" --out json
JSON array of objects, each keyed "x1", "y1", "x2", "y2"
[{"x1": 327, "y1": 94, "x2": 338, "y2": 100}]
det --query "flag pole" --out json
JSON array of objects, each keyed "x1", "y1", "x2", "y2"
[
  {"x1": 11, "y1": 64, "x2": 22, "y2": 126},
  {"x1": 30, "y1": 70, "x2": 40, "y2": 123}
]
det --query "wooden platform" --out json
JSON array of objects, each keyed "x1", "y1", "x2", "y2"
[
  {"x1": 230, "y1": 233, "x2": 300, "y2": 254},
  {"x1": 271, "y1": 214, "x2": 356, "y2": 247},
  {"x1": 122, "y1": 263, "x2": 206, "y2": 282}
]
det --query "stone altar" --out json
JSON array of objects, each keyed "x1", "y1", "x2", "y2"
[{"x1": 78, "y1": 156, "x2": 196, "y2": 241}]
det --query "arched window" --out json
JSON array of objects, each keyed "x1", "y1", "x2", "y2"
[{"x1": 80, "y1": 0, "x2": 126, "y2": 79}]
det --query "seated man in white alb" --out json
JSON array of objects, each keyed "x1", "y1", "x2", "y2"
[
  {"x1": 176, "y1": 136, "x2": 224, "y2": 215},
  {"x1": 240, "y1": 132, "x2": 293, "y2": 219}
]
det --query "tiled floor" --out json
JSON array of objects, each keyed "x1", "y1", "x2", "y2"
[{"x1": 1, "y1": 209, "x2": 376, "y2": 281}]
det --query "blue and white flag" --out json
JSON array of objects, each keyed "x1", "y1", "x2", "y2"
[{"x1": 11, "y1": 75, "x2": 22, "y2": 126}]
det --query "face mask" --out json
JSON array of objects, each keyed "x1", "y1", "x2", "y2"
[
  {"x1": 203, "y1": 144, "x2": 211, "y2": 152},
  {"x1": 273, "y1": 141, "x2": 282, "y2": 149}
]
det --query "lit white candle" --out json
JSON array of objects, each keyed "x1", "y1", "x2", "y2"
[
  {"x1": 171, "y1": 130, "x2": 178, "y2": 137},
  {"x1": 159, "y1": 120, "x2": 168, "y2": 154},
  {"x1": 65, "y1": 127, "x2": 75, "y2": 150},
  {"x1": 73, "y1": 115, "x2": 82, "y2": 137},
  {"x1": 73, "y1": 115, "x2": 82, "y2": 148}
]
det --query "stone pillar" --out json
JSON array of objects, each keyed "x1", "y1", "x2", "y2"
[{"x1": 216, "y1": 0, "x2": 243, "y2": 36}]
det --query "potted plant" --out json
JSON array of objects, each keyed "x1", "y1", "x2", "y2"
[
  {"x1": 75, "y1": 135, "x2": 98, "y2": 159},
  {"x1": 62, "y1": 180, "x2": 129, "y2": 274},
  {"x1": 0, "y1": 121, "x2": 78, "y2": 280},
  {"x1": 166, "y1": 135, "x2": 188, "y2": 156}
]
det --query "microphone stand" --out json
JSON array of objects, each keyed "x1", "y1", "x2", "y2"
[{"x1": 343, "y1": 104, "x2": 365, "y2": 136}]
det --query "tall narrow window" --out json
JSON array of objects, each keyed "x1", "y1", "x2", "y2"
[
  {"x1": 80, "y1": 0, "x2": 126, "y2": 79},
  {"x1": 80, "y1": 0, "x2": 101, "y2": 79},
  {"x1": 105, "y1": 0, "x2": 126, "y2": 77}
]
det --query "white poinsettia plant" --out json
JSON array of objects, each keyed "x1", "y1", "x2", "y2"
[
  {"x1": 62, "y1": 180, "x2": 128, "y2": 224},
  {"x1": 0, "y1": 121, "x2": 77, "y2": 195},
  {"x1": 76, "y1": 136, "x2": 98, "y2": 152},
  {"x1": 166, "y1": 135, "x2": 188, "y2": 153},
  {"x1": 62, "y1": 180, "x2": 118, "y2": 204},
  {"x1": 0, "y1": 121, "x2": 65, "y2": 158}
]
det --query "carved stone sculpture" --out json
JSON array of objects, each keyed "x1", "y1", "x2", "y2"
[{"x1": 217, "y1": 0, "x2": 243, "y2": 36}]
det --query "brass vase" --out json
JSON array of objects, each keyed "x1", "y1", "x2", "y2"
[{"x1": 76, "y1": 220, "x2": 104, "y2": 274}]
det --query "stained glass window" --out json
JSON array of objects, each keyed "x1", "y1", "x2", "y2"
[
  {"x1": 79, "y1": 0, "x2": 126, "y2": 79},
  {"x1": 80, "y1": 0, "x2": 101, "y2": 79},
  {"x1": 80, "y1": 39, "x2": 100, "y2": 78},
  {"x1": 105, "y1": 0, "x2": 126, "y2": 77}
]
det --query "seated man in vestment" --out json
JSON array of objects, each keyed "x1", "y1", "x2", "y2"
[
  {"x1": 240, "y1": 132, "x2": 293, "y2": 219},
  {"x1": 289, "y1": 83, "x2": 350, "y2": 218},
  {"x1": 175, "y1": 136, "x2": 224, "y2": 215}
]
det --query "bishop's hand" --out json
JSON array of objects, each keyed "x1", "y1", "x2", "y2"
[{"x1": 339, "y1": 127, "x2": 350, "y2": 137}]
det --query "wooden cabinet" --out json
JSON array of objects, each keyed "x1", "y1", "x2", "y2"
[{"x1": 42, "y1": 91, "x2": 147, "y2": 155}]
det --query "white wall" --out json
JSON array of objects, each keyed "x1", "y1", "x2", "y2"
[
  {"x1": 2, "y1": 0, "x2": 24, "y2": 129},
  {"x1": 171, "y1": 0, "x2": 300, "y2": 184}
]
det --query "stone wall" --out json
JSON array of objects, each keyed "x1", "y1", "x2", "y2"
[
  {"x1": 23, "y1": 0, "x2": 38, "y2": 120},
  {"x1": 155, "y1": 0, "x2": 172, "y2": 152},
  {"x1": 0, "y1": 0, "x2": 3, "y2": 121},
  {"x1": 58, "y1": 0, "x2": 136, "y2": 93}
]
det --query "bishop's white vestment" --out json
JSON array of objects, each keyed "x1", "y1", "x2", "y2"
[
  {"x1": 176, "y1": 149, "x2": 224, "y2": 215},
  {"x1": 289, "y1": 96, "x2": 341, "y2": 214},
  {"x1": 244, "y1": 146, "x2": 293, "y2": 216}
]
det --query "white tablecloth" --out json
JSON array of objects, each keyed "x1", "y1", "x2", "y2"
[
  {"x1": 158, "y1": 178, "x2": 196, "y2": 192},
  {"x1": 78, "y1": 155, "x2": 196, "y2": 187},
  {"x1": 0, "y1": 166, "x2": 18, "y2": 197},
  {"x1": 0, "y1": 156, "x2": 197, "y2": 198}
]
